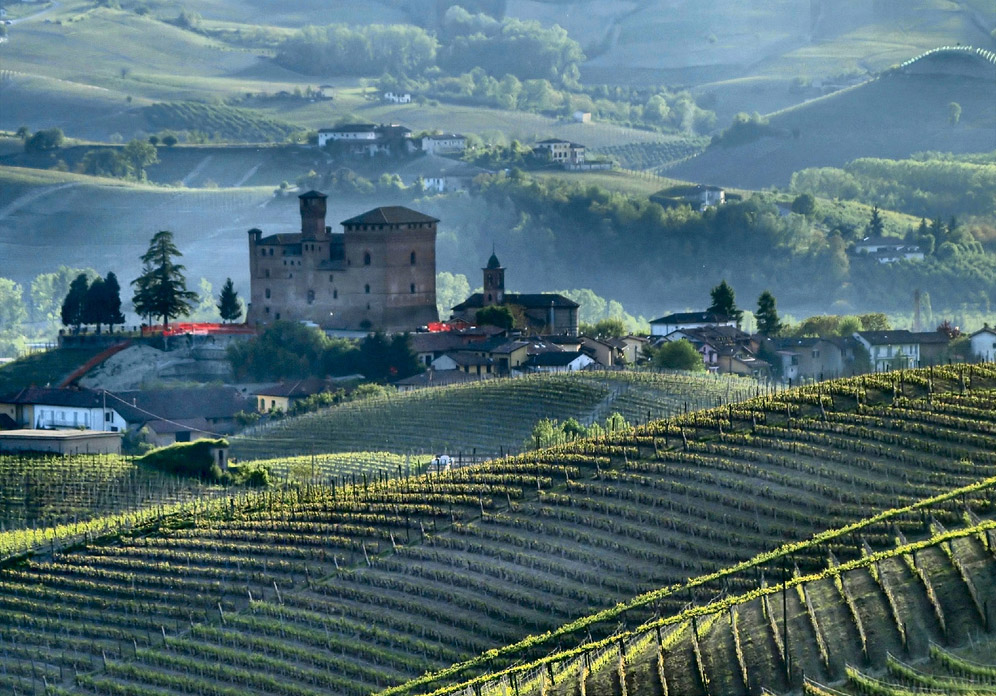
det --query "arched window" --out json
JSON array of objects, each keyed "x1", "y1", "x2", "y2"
[
  {"x1": 364, "y1": 284, "x2": 370, "y2": 294},
  {"x1": 265, "y1": 288, "x2": 271, "y2": 299},
  {"x1": 333, "y1": 289, "x2": 338, "y2": 299},
  {"x1": 363, "y1": 252, "x2": 371, "y2": 266},
  {"x1": 410, "y1": 251, "x2": 416, "y2": 265},
  {"x1": 410, "y1": 283, "x2": 416, "y2": 294}
]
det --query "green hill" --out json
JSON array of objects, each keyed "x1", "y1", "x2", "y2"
[
  {"x1": 0, "y1": 345, "x2": 107, "y2": 394},
  {"x1": 229, "y1": 371, "x2": 761, "y2": 460},
  {"x1": 2, "y1": 364, "x2": 996, "y2": 696},
  {"x1": 669, "y1": 48, "x2": 996, "y2": 189}
]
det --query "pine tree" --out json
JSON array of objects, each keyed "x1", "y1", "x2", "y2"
[
  {"x1": 867, "y1": 206, "x2": 884, "y2": 238},
  {"x1": 60, "y1": 273, "x2": 89, "y2": 332},
  {"x1": 103, "y1": 272, "x2": 125, "y2": 331},
  {"x1": 217, "y1": 278, "x2": 242, "y2": 324},
  {"x1": 756, "y1": 290, "x2": 782, "y2": 337},
  {"x1": 707, "y1": 280, "x2": 743, "y2": 326},
  {"x1": 83, "y1": 277, "x2": 107, "y2": 332},
  {"x1": 130, "y1": 231, "x2": 197, "y2": 328}
]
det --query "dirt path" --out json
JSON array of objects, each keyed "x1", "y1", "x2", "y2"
[{"x1": 0, "y1": 182, "x2": 80, "y2": 222}]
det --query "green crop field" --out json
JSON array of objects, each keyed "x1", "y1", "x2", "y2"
[
  {"x1": 229, "y1": 371, "x2": 762, "y2": 461},
  {"x1": 2, "y1": 364, "x2": 996, "y2": 695}
]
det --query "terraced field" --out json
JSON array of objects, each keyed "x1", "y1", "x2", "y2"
[
  {"x1": 230, "y1": 371, "x2": 763, "y2": 460},
  {"x1": 1, "y1": 364, "x2": 995, "y2": 696}
]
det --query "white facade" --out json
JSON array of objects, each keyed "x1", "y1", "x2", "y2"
[
  {"x1": 383, "y1": 92, "x2": 412, "y2": 103},
  {"x1": 971, "y1": 328, "x2": 996, "y2": 361},
  {"x1": 853, "y1": 333, "x2": 921, "y2": 371},
  {"x1": 31, "y1": 404, "x2": 128, "y2": 432},
  {"x1": 317, "y1": 128, "x2": 378, "y2": 147},
  {"x1": 650, "y1": 318, "x2": 736, "y2": 337},
  {"x1": 533, "y1": 354, "x2": 594, "y2": 373}
]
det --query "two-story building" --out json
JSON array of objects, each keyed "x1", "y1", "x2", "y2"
[
  {"x1": 317, "y1": 123, "x2": 415, "y2": 156},
  {"x1": 971, "y1": 327, "x2": 996, "y2": 361},
  {"x1": 853, "y1": 330, "x2": 921, "y2": 371},
  {"x1": 0, "y1": 387, "x2": 130, "y2": 432},
  {"x1": 421, "y1": 133, "x2": 467, "y2": 154},
  {"x1": 534, "y1": 139, "x2": 585, "y2": 166}
]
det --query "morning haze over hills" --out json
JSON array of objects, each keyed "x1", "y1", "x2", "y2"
[{"x1": 1, "y1": 1, "x2": 996, "y2": 695}]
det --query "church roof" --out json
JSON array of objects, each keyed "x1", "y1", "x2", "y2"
[
  {"x1": 451, "y1": 293, "x2": 579, "y2": 311},
  {"x1": 486, "y1": 252, "x2": 502, "y2": 269},
  {"x1": 341, "y1": 207, "x2": 440, "y2": 226}
]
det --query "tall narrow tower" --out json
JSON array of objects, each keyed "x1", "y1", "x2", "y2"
[
  {"x1": 299, "y1": 190, "x2": 328, "y2": 240},
  {"x1": 483, "y1": 250, "x2": 505, "y2": 305}
]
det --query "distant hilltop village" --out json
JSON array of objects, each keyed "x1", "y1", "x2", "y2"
[{"x1": 247, "y1": 192, "x2": 439, "y2": 332}]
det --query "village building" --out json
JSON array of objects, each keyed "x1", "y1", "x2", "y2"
[
  {"x1": 660, "y1": 325, "x2": 757, "y2": 374},
  {"x1": 421, "y1": 133, "x2": 467, "y2": 154},
  {"x1": 118, "y1": 387, "x2": 251, "y2": 446},
  {"x1": 649, "y1": 311, "x2": 737, "y2": 337},
  {"x1": 853, "y1": 330, "x2": 921, "y2": 371},
  {"x1": 317, "y1": 123, "x2": 416, "y2": 157},
  {"x1": 534, "y1": 139, "x2": 585, "y2": 166},
  {"x1": 449, "y1": 253, "x2": 580, "y2": 336},
  {"x1": 850, "y1": 236, "x2": 924, "y2": 264},
  {"x1": 524, "y1": 350, "x2": 594, "y2": 373},
  {"x1": 0, "y1": 430, "x2": 122, "y2": 455},
  {"x1": 394, "y1": 154, "x2": 490, "y2": 193},
  {"x1": 971, "y1": 327, "x2": 996, "y2": 361},
  {"x1": 910, "y1": 331, "x2": 953, "y2": 365},
  {"x1": 0, "y1": 387, "x2": 130, "y2": 432},
  {"x1": 383, "y1": 91, "x2": 412, "y2": 103},
  {"x1": 253, "y1": 377, "x2": 346, "y2": 414},
  {"x1": 247, "y1": 192, "x2": 439, "y2": 333},
  {"x1": 770, "y1": 337, "x2": 848, "y2": 382}
]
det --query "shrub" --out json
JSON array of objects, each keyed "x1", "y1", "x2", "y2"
[{"x1": 136, "y1": 439, "x2": 229, "y2": 482}]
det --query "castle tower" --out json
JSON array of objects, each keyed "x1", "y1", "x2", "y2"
[
  {"x1": 483, "y1": 250, "x2": 504, "y2": 305},
  {"x1": 299, "y1": 190, "x2": 328, "y2": 240}
]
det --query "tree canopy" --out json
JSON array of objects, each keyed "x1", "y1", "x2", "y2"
[
  {"x1": 708, "y1": 280, "x2": 743, "y2": 325},
  {"x1": 755, "y1": 290, "x2": 782, "y2": 337},
  {"x1": 649, "y1": 339, "x2": 704, "y2": 372},
  {"x1": 217, "y1": 278, "x2": 243, "y2": 324},
  {"x1": 131, "y1": 231, "x2": 197, "y2": 328}
]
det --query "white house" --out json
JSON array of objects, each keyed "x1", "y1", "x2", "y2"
[
  {"x1": 970, "y1": 327, "x2": 996, "y2": 361},
  {"x1": 0, "y1": 387, "x2": 130, "y2": 432},
  {"x1": 421, "y1": 133, "x2": 467, "y2": 154},
  {"x1": 573, "y1": 111, "x2": 591, "y2": 123},
  {"x1": 394, "y1": 154, "x2": 490, "y2": 193},
  {"x1": 649, "y1": 311, "x2": 737, "y2": 337},
  {"x1": 383, "y1": 92, "x2": 412, "y2": 103},
  {"x1": 525, "y1": 351, "x2": 594, "y2": 373},
  {"x1": 853, "y1": 330, "x2": 921, "y2": 371},
  {"x1": 851, "y1": 237, "x2": 924, "y2": 264},
  {"x1": 317, "y1": 124, "x2": 379, "y2": 146}
]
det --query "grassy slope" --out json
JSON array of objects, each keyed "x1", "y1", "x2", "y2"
[
  {"x1": 670, "y1": 58, "x2": 996, "y2": 189},
  {"x1": 0, "y1": 345, "x2": 107, "y2": 394},
  {"x1": 229, "y1": 371, "x2": 760, "y2": 461},
  {"x1": 1, "y1": 365, "x2": 995, "y2": 695}
]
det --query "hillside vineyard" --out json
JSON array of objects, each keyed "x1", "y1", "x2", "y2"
[{"x1": 1, "y1": 365, "x2": 996, "y2": 695}]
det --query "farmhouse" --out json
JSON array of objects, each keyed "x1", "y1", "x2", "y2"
[
  {"x1": 449, "y1": 253, "x2": 580, "y2": 336},
  {"x1": 394, "y1": 154, "x2": 490, "y2": 193},
  {"x1": 534, "y1": 139, "x2": 585, "y2": 165},
  {"x1": 317, "y1": 123, "x2": 415, "y2": 157},
  {"x1": 383, "y1": 91, "x2": 412, "y2": 103},
  {"x1": 850, "y1": 236, "x2": 924, "y2": 264},
  {"x1": 247, "y1": 192, "x2": 439, "y2": 332}
]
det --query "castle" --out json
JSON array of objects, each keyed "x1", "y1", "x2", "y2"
[{"x1": 246, "y1": 192, "x2": 439, "y2": 332}]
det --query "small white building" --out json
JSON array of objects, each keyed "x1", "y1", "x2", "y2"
[
  {"x1": 970, "y1": 327, "x2": 996, "y2": 361},
  {"x1": 526, "y1": 351, "x2": 594, "y2": 373},
  {"x1": 573, "y1": 111, "x2": 591, "y2": 123},
  {"x1": 0, "y1": 430, "x2": 122, "y2": 455},
  {"x1": 317, "y1": 124, "x2": 379, "y2": 146},
  {"x1": 383, "y1": 92, "x2": 412, "y2": 103},
  {"x1": 853, "y1": 330, "x2": 921, "y2": 371},
  {"x1": 851, "y1": 237, "x2": 924, "y2": 264},
  {"x1": 534, "y1": 139, "x2": 585, "y2": 165}
]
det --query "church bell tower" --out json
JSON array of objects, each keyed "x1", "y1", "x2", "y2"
[{"x1": 482, "y1": 250, "x2": 504, "y2": 305}]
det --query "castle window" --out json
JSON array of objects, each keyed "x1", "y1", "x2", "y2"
[
  {"x1": 410, "y1": 251, "x2": 416, "y2": 265},
  {"x1": 333, "y1": 289, "x2": 338, "y2": 299},
  {"x1": 365, "y1": 284, "x2": 370, "y2": 294},
  {"x1": 363, "y1": 252, "x2": 371, "y2": 266},
  {"x1": 276, "y1": 313, "x2": 280, "y2": 320},
  {"x1": 265, "y1": 288, "x2": 271, "y2": 299},
  {"x1": 487, "y1": 294, "x2": 492, "y2": 302},
  {"x1": 329, "y1": 274, "x2": 333, "y2": 282},
  {"x1": 367, "y1": 303, "x2": 371, "y2": 310},
  {"x1": 264, "y1": 269, "x2": 270, "y2": 278},
  {"x1": 410, "y1": 283, "x2": 416, "y2": 294},
  {"x1": 265, "y1": 307, "x2": 270, "y2": 314},
  {"x1": 269, "y1": 249, "x2": 274, "y2": 256},
  {"x1": 260, "y1": 249, "x2": 266, "y2": 256},
  {"x1": 307, "y1": 290, "x2": 315, "y2": 304}
]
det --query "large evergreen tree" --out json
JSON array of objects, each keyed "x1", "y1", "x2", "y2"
[
  {"x1": 60, "y1": 273, "x2": 89, "y2": 332},
  {"x1": 217, "y1": 278, "x2": 242, "y2": 324},
  {"x1": 131, "y1": 231, "x2": 197, "y2": 328},
  {"x1": 707, "y1": 279, "x2": 743, "y2": 326},
  {"x1": 83, "y1": 277, "x2": 107, "y2": 332},
  {"x1": 867, "y1": 206, "x2": 884, "y2": 237},
  {"x1": 755, "y1": 290, "x2": 782, "y2": 337},
  {"x1": 103, "y1": 272, "x2": 126, "y2": 331}
]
